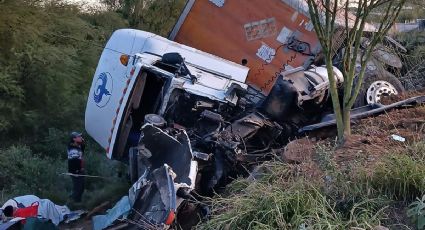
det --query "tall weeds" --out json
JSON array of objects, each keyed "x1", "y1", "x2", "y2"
[{"x1": 198, "y1": 141, "x2": 425, "y2": 229}]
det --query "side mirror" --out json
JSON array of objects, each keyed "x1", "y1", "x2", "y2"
[
  {"x1": 162, "y1": 52, "x2": 197, "y2": 84},
  {"x1": 162, "y1": 52, "x2": 184, "y2": 65}
]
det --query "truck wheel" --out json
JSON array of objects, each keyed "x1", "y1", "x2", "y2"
[{"x1": 353, "y1": 71, "x2": 405, "y2": 107}]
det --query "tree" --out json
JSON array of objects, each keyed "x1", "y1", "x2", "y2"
[
  {"x1": 306, "y1": 0, "x2": 406, "y2": 141},
  {"x1": 397, "y1": 0, "x2": 425, "y2": 23},
  {"x1": 101, "y1": 0, "x2": 186, "y2": 36},
  {"x1": 0, "y1": 0, "x2": 126, "y2": 144}
]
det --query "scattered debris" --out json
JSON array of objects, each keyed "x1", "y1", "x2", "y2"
[
  {"x1": 64, "y1": 211, "x2": 86, "y2": 224},
  {"x1": 92, "y1": 197, "x2": 130, "y2": 230},
  {"x1": 84, "y1": 202, "x2": 110, "y2": 220},
  {"x1": 391, "y1": 134, "x2": 406, "y2": 142}
]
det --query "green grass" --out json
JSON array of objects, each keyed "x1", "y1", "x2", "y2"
[
  {"x1": 369, "y1": 142, "x2": 425, "y2": 201},
  {"x1": 197, "y1": 163, "x2": 386, "y2": 230},
  {"x1": 407, "y1": 195, "x2": 425, "y2": 229},
  {"x1": 197, "y1": 141, "x2": 425, "y2": 230}
]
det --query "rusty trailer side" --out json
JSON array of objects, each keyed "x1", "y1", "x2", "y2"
[{"x1": 169, "y1": 0, "x2": 322, "y2": 94}]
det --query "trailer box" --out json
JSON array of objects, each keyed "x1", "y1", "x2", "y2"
[{"x1": 169, "y1": 0, "x2": 323, "y2": 93}]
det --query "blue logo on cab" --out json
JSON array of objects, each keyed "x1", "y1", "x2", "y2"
[{"x1": 94, "y1": 72, "x2": 113, "y2": 108}]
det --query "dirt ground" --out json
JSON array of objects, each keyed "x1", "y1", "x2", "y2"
[
  {"x1": 283, "y1": 91, "x2": 425, "y2": 179},
  {"x1": 60, "y1": 220, "x2": 93, "y2": 230},
  {"x1": 278, "y1": 95, "x2": 425, "y2": 229},
  {"x1": 59, "y1": 202, "x2": 112, "y2": 230}
]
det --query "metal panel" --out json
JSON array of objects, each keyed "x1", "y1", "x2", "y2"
[
  {"x1": 169, "y1": 0, "x2": 196, "y2": 40},
  {"x1": 172, "y1": 0, "x2": 321, "y2": 93},
  {"x1": 171, "y1": 0, "x2": 377, "y2": 93}
]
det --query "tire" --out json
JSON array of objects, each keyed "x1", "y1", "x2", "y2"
[{"x1": 353, "y1": 71, "x2": 405, "y2": 107}]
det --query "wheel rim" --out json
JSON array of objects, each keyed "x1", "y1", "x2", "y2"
[{"x1": 366, "y1": 80, "x2": 398, "y2": 104}]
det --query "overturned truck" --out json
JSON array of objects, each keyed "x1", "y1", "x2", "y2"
[{"x1": 85, "y1": 1, "x2": 415, "y2": 229}]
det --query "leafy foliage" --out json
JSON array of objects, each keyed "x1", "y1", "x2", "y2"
[
  {"x1": 0, "y1": 145, "x2": 68, "y2": 202},
  {"x1": 0, "y1": 0, "x2": 131, "y2": 208},
  {"x1": 198, "y1": 141, "x2": 425, "y2": 229},
  {"x1": 0, "y1": 143, "x2": 129, "y2": 209},
  {"x1": 0, "y1": 0, "x2": 127, "y2": 144},
  {"x1": 197, "y1": 162, "x2": 387, "y2": 230},
  {"x1": 101, "y1": 0, "x2": 186, "y2": 36},
  {"x1": 408, "y1": 195, "x2": 425, "y2": 230}
]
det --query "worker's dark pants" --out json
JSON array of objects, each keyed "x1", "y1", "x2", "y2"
[{"x1": 71, "y1": 175, "x2": 84, "y2": 202}]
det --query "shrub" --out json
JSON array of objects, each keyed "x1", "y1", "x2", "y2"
[
  {"x1": 0, "y1": 145, "x2": 69, "y2": 204},
  {"x1": 32, "y1": 128, "x2": 69, "y2": 159},
  {"x1": 407, "y1": 195, "x2": 425, "y2": 230},
  {"x1": 369, "y1": 143, "x2": 425, "y2": 201},
  {"x1": 0, "y1": 144, "x2": 130, "y2": 210},
  {"x1": 197, "y1": 162, "x2": 386, "y2": 230}
]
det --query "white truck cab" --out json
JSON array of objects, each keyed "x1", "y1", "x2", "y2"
[{"x1": 85, "y1": 29, "x2": 249, "y2": 159}]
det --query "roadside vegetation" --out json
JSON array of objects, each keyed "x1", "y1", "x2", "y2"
[
  {"x1": 197, "y1": 103, "x2": 425, "y2": 229},
  {"x1": 197, "y1": 140, "x2": 425, "y2": 230},
  {"x1": 0, "y1": 143, "x2": 130, "y2": 208},
  {"x1": 0, "y1": 0, "x2": 128, "y2": 209},
  {"x1": 0, "y1": 0, "x2": 184, "y2": 209}
]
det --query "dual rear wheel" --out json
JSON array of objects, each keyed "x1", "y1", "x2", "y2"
[{"x1": 353, "y1": 71, "x2": 405, "y2": 107}]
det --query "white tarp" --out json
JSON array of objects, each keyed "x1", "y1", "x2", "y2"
[{"x1": 1, "y1": 195, "x2": 72, "y2": 226}]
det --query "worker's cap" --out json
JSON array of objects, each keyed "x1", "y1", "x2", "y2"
[{"x1": 71, "y1": 131, "x2": 83, "y2": 138}]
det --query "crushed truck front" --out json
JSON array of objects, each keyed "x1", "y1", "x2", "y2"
[{"x1": 85, "y1": 29, "x2": 250, "y2": 159}]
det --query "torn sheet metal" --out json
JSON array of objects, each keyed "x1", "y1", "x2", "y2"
[
  {"x1": 138, "y1": 124, "x2": 194, "y2": 186},
  {"x1": 225, "y1": 112, "x2": 267, "y2": 138},
  {"x1": 128, "y1": 165, "x2": 177, "y2": 228},
  {"x1": 126, "y1": 125, "x2": 198, "y2": 227},
  {"x1": 372, "y1": 44, "x2": 403, "y2": 68}
]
